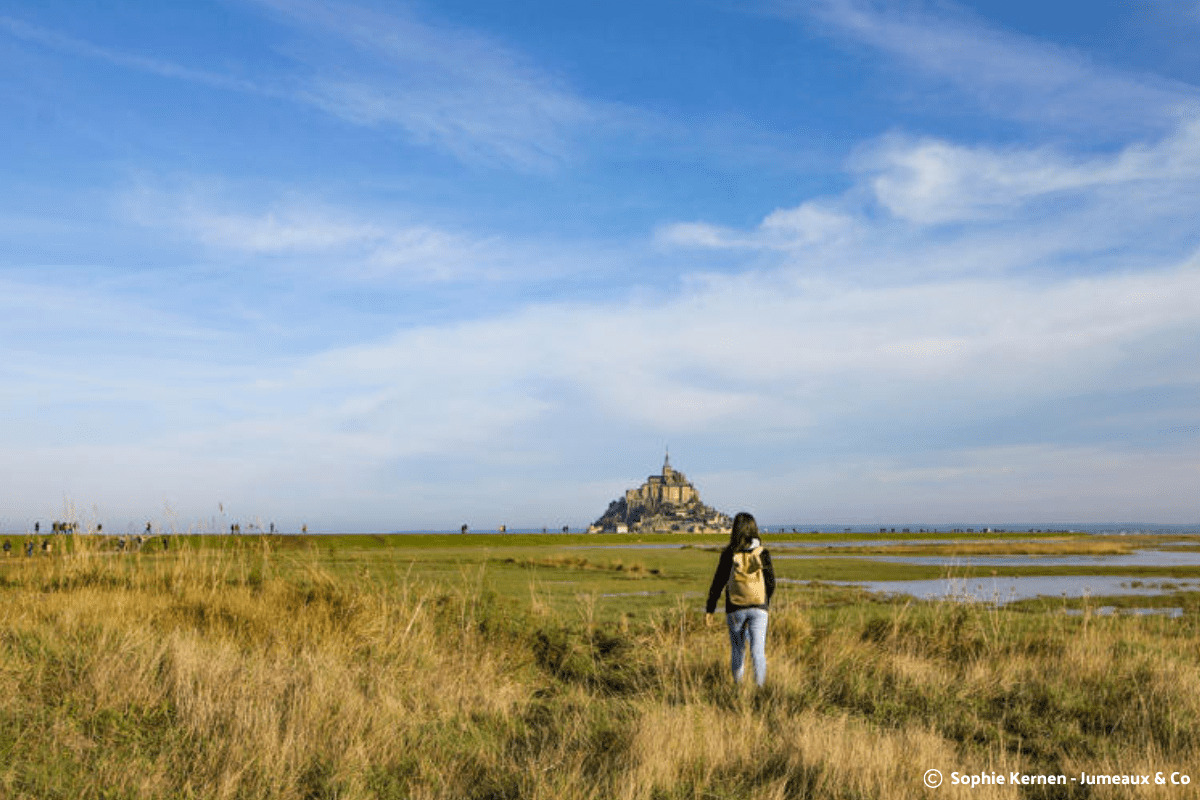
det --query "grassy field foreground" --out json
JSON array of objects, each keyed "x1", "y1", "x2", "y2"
[{"x1": 1, "y1": 538, "x2": 1199, "y2": 799}]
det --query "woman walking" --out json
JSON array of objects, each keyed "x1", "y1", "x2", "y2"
[{"x1": 706, "y1": 512, "x2": 775, "y2": 686}]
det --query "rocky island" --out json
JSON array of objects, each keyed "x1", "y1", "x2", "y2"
[{"x1": 589, "y1": 453, "x2": 732, "y2": 533}]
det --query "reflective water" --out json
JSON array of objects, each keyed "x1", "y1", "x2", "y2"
[
  {"x1": 770, "y1": 538, "x2": 978, "y2": 549},
  {"x1": 775, "y1": 550, "x2": 1200, "y2": 567},
  {"x1": 784, "y1": 576, "x2": 1200, "y2": 603},
  {"x1": 559, "y1": 535, "x2": 1200, "y2": 603},
  {"x1": 565, "y1": 538, "x2": 1028, "y2": 551},
  {"x1": 1065, "y1": 607, "x2": 1184, "y2": 618}
]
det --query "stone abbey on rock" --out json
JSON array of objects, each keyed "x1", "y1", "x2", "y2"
[{"x1": 589, "y1": 453, "x2": 732, "y2": 533}]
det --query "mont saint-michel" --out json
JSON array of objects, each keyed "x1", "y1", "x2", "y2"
[{"x1": 588, "y1": 454, "x2": 732, "y2": 533}]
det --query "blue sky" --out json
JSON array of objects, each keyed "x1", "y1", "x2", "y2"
[{"x1": 3, "y1": 0, "x2": 1200, "y2": 533}]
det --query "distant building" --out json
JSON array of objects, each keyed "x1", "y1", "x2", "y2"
[
  {"x1": 624, "y1": 452, "x2": 698, "y2": 508},
  {"x1": 588, "y1": 452, "x2": 732, "y2": 533}
]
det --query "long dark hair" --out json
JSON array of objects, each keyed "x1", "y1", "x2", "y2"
[{"x1": 728, "y1": 512, "x2": 759, "y2": 551}]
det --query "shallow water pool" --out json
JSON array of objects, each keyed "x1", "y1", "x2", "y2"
[
  {"x1": 781, "y1": 575, "x2": 1200, "y2": 603},
  {"x1": 775, "y1": 550, "x2": 1200, "y2": 568}
]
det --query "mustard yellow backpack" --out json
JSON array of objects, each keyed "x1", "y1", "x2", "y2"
[{"x1": 727, "y1": 546, "x2": 766, "y2": 606}]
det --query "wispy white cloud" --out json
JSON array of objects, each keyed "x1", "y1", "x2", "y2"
[
  {"x1": 0, "y1": 15, "x2": 271, "y2": 95},
  {"x1": 187, "y1": 208, "x2": 378, "y2": 253},
  {"x1": 657, "y1": 201, "x2": 861, "y2": 250},
  {"x1": 662, "y1": 120, "x2": 1200, "y2": 268},
  {"x1": 856, "y1": 119, "x2": 1200, "y2": 224},
  {"x1": 118, "y1": 185, "x2": 522, "y2": 283},
  {"x1": 1, "y1": 2, "x2": 618, "y2": 169},
  {"x1": 789, "y1": 0, "x2": 1200, "y2": 134},
  {"x1": 247, "y1": 0, "x2": 611, "y2": 167},
  {"x1": 661, "y1": 117, "x2": 1200, "y2": 295}
]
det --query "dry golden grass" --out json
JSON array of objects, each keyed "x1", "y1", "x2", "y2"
[{"x1": 0, "y1": 540, "x2": 1198, "y2": 798}]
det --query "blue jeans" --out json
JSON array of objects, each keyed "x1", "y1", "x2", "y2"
[{"x1": 726, "y1": 608, "x2": 768, "y2": 686}]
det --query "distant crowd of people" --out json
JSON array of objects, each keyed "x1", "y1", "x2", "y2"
[
  {"x1": 1, "y1": 533, "x2": 172, "y2": 556},
  {"x1": 2, "y1": 538, "x2": 56, "y2": 556}
]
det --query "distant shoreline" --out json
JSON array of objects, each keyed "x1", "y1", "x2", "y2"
[{"x1": 3, "y1": 523, "x2": 1197, "y2": 537}]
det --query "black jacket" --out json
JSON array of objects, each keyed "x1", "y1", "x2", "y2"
[{"x1": 706, "y1": 542, "x2": 775, "y2": 614}]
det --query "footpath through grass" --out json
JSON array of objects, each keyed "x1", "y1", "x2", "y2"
[{"x1": 0, "y1": 535, "x2": 1198, "y2": 798}]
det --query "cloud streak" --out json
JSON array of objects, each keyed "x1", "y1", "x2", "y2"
[
  {"x1": 790, "y1": 0, "x2": 1200, "y2": 135},
  {"x1": 2, "y1": 2, "x2": 617, "y2": 169},
  {"x1": 0, "y1": 15, "x2": 272, "y2": 95},
  {"x1": 858, "y1": 120, "x2": 1200, "y2": 224},
  {"x1": 661, "y1": 118, "x2": 1200, "y2": 295},
  {"x1": 248, "y1": 0, "x2": 612, "y2": 167},
  {"x1": 117, "y1": 185, "x2": 539, "y2": 284}
]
